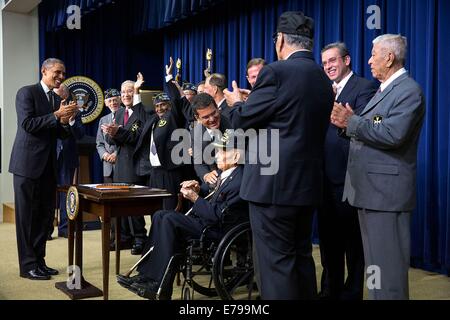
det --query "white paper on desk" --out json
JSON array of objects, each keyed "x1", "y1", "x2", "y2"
[{"x1": 79, "y1": 184, "x2": 148, "y2": 190}]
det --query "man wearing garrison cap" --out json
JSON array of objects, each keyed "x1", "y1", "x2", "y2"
[
  {"x1": 224, "y1": 11, "x2": 334, "y2": 299},
  {"x1": 181, "y1": 82, "x2": 197, "y2": 103}
]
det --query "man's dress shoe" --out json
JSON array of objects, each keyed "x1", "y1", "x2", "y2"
[
  {"x1": 38, "y1": 264, "x2": 59, "y2": 276},
  {"x1": 20, "y1": 269, "x2": 51, "y2": 280},
  {"x1": 131, "y1": 242, "x2": 144, "y2": 255},
  {"x1": 117, "y1": 274, "x2": 150, "y2": 289},
  {"x1": 130, "y1": 280, "x2": 172, "y2": 300}
]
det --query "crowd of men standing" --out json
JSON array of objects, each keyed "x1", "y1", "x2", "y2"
[{"x1": 9, "y1": 10, "x2": 425, "y2": 300}]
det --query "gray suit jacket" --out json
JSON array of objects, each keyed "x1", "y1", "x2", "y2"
[
  {"x1": 343, "y1": 72, "x2": 425, "y2": 212},
  {"x1": 96, "y1": 108, "x2": 122, "y2": 177}
]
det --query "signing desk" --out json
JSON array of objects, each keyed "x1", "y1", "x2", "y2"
[{"x1": 55, "y1": 185, "x2": 171, "y2": 300}]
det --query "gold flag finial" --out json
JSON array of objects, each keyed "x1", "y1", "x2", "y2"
[{"x1": 175, "y1": 58, "x2": 182, "y2": 83}]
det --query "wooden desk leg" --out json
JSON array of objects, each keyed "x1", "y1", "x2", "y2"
[
  {"x1": 101, "y1": 216, "x2": 111, "y2": 300},
  {"x1": 68, "y1": 218, "x2": 75, "y2": 268},
  {"x1": 115, "y1": 216, "x2": 121, "y2": 275}
]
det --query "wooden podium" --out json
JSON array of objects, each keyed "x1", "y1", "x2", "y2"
[{"x1": 55, "y1": 185, "x2": 171, "y2": 300}]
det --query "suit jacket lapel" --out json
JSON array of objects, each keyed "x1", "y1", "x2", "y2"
[
  {"x1": 337, "y1": 74, "x2": 357, "y2": 103},
  {"x1": 360, "y1": 73, "x2": 409, "y2": 116},
  {"x1": 126, "y1": 108, "x2": 138, "y2": 128},
  {"x1": 212, "y1": 167, "x2": 240, "y2": 201},
  {"x1": 37, "y1": 83, "x2": 53, "y2": 112},
  {"x1": 137, "y1": 115, "x2": 157, "y2": 151}
]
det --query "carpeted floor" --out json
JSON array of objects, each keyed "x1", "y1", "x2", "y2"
[{"x1": 0, "y1": 221, "x2": 449, "y2": 300}]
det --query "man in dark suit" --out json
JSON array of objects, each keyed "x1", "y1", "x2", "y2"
[
  {"x1": 224, "y1": 12, "x2": 334, "y2": 299},
  {"x1": 190, "y1": 94, "x2": 232, "y2": 187},
  {"x1": 9, "y1": 58, "x2": 79, "y2": 280},
  {"x1": 102, "y1": 75, "x2": 148, "y2": 255},
  {"x1": 204, "y1": 73, "x2": 231, "y2": 119},
  {"x1": 331, "y1": 34, "x2": 425, "y2": 300},
  {"x1": 53, "y1": 84, "x2": 85, "y2": 239},
  {"x1": 117, "y1": 132, "x2": 248, "y2": 300},
  {"x1": 318, "y1": 42, "x2": 377, "y2": 300}
]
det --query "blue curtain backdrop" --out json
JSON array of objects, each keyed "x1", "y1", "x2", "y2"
[
  {"x1": 39, "y1": 0, "x2": 165, "y2": 183},
  {"x1": 40, "y1": 0, "x2": 450, "y2": 275}
]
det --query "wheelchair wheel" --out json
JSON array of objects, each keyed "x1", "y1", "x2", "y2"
[
  {"x1": 212, "y1": 222, "x2": 258, "y2": 300},
  {"x1": 182, "y1": 265, "x2": 217, "y2": 297}
]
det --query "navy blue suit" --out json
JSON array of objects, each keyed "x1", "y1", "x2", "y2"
[
  {"x1": 318, "y1": 73, "x2": 377, "y2": 300},
  {"x1": 228, "y1": 51, "x2": 334, "y2": 299},
  {"x1": 137, "y1": 166, "x2": 248, "y2": 288},
  {"x1": 9, "y1": 82, "x2": 70, "y2": 274}
]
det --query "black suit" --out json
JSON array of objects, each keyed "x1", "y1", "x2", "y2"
[
  {"x1": 228, "y1": 51, "x2": 334, "y2": 299},
  {"x1": 164, "y1": 80, "x2": 198, "y2": 182},
  {"x1": 137, "y1": 166, "x2": 248, "y2": 288},
  {"x1": 9, "y1": 82, "x2": 69, "y2": 274},
  {"x1": 190, "y1": 115, "x2": 232, "y2": 183},
  {"x1": 131, "y1": 98, "x2": 187, "y2": 209},
  {"x1": 165, "y1": 79, "x2": 195, "y2": 129},
  {"x1": 106, "y1": 103, "x2": 148, "y2": 241},
  {"x1": 218, "y1": 99, "x2": 232, "y2": 119},
  {"x1": 318, "y1": 74, "x2": 377, "y2": 300}
]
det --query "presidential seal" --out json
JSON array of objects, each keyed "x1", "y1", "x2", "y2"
[
  {"x1": 63, "y1": 76, "x2": 104, "y2": 124},
  {"x1": 66, "y1": 186, "x2": 80, "y2": 221}
]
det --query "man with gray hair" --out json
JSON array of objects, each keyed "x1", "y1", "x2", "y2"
[
  {"x1": 331, "y1": 34, "x2": 425, "y2": 299},
  {"x1": 102, "y1": 73, "x2": 149, "y2": 255}
]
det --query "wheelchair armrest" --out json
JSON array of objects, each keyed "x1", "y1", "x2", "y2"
[{"x1": 199, "y1": 225, "x2": 213, "y2": 244}]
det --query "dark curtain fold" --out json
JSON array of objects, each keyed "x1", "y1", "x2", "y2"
[
  {"x1": 40, "y1": 0, "x2": 225, "y2": 32},
  {"x1": 39, "y1": 0, "x2": 164, "y2": 183},
  {"x1": 40, "y1": 0, "x2": 450, "y2": 275}
]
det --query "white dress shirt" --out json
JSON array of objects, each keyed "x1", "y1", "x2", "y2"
[
  {"x1": 334, "y1": 71, "x2": 354, "y2": 100},
  {"x1": 380, "y1": 68, "x2": 407, "y2": 92}
]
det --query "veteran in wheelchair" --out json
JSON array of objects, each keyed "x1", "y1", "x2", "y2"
[{"x1": 117, "y1": 131, "x2": 254, "y2": 300}]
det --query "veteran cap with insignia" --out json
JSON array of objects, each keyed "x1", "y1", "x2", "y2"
[
  {"x1": 104, "y1": 88, "x2": 120, "y2": 99},
  {"x1": 182, "y1": 82, "x2": 197, "y2": 93},
  {"x1": 275, "y1": 11, "x2": 314, "y2": 39},
  {"x1": 212, "y1": 129, "x2": 245, "y2": 150},
  {"x1": 153, "y1": 92, "x2": 171, "y2": 105}
]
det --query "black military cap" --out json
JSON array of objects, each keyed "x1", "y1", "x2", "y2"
[
  {"x1": 182, "y1": 82, "x2": 197, "y2": 93},
  {"x1": 276, "y1": 11, "x2": 314, "y2": 39},
  {"x1": 104, "y1": 88, "x2": 120, "y2": 99},
  {"x1": 153, "y1": 92, "x2": 171, "y2": 105}
]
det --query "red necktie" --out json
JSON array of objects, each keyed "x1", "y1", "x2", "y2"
[{"x1": 124, "y1": 109, "x2": 129, "y2": 125}]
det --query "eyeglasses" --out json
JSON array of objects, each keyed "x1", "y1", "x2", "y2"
[
  {"x1": 322, "y1": 55, "x2": 348, "y2": 68},
  {"x1": 272, "y1": 32, "x2": 279, "y2": 44}
]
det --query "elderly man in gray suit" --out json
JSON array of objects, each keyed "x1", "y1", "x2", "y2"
[
  {"x1": 331, "y1": 34, "x2": 425, "y2": 300},
  {"x1": 96, "y1": 88, "x2": 122, "y2": 183}
]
